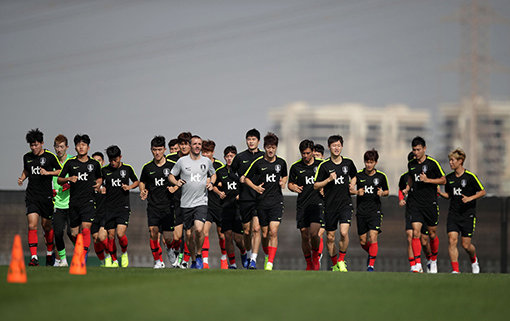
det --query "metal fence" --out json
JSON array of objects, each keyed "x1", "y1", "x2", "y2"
[{"x1": 1, "y1": 191, "x2": 508, "y2": 272}]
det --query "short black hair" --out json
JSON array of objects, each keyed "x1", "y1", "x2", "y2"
[
  {"x1": 407, "y1": 151, "x2": 415, "y2": 161},
  {"x1": 364, "y1": 149, "x2": 379, "y2": 162},
  {"x1": 74, "y1": 134, "x2": 91, "y2": 146},
  {"x1": 264, "y1": 132, "x2": 278, "y2": 147},
  {"x1": 327, "y1": 135, "x2": 343, "y2": 147},
  {"x1": 106, "y1": 145, "x2": 121, "y2": 160},
  {"x1": 177, "y1": 132, "x2": 192, "y2": 145},
  {"x1": 168, "y1": 138, "x2": 179, "y2": 148},
  {"x1": 299, "y1": 139, "x2": 314, "y2": 153},
  {"x1": 224, "y1": 145, "x2": 237, "y2": 156},
  {"x1": 314, "y1": 144, "x2": 325, "y2": 156},
  {"x1": 92, "y1": 151, "x2": 104, "y2": 160},
  {"x1": 246, "y1": 128, "x2": 260, "y2": 140},
  {"x1": 151, "y1": 135, "x2": 166, "y2": 148},
  {"x1": 202, "y1": 140, "x2": 215, "y2": 152},
  {"x1": 26, "y1": 128, "x2": 44, "y2": 144},
  {"x1": 411, "y1": 136, "x2": 426, "y2": 148}
]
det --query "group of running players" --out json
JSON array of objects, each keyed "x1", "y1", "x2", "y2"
[{"x1": 18, "y1": 127, "x2": 486, "y2": 273}]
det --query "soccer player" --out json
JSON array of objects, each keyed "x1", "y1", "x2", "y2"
[
  {"x1": 288, "y1": 139, "x2": 324, "y2": 271},
  {"x1": 139, "y1": 136, "x2": 176, "y2": 269},
  {"x1": 57, "y1": 134, "x2": 102, "y2": 258},
  {"x1": 403, "y1": 136, "x2": 446, "y2": 273},
  {"x1": 19, "y1": 129, "x2": 61, "y2": 266},
  {"x1": 231, "y1": 128, "x2": 264, "y2": 269},
  {"x1": 313, "y1": 144, "x2": 325, "y2": 159},
  {"x1": 168, "y1": 138, "x2": 179, "y2": 154},
  {"x1": 169, "y1": 135, "x2": 216, "y2": 269},
  {"x1": 313, "y1": 143, "x2": 326, "y2": 263},
  {"x1": 102, "y1": 145, "x2": 139, "y2": 268},
  {"x1": 314, "y1": 135, "x2": 357, "y2": 272},
  {"x1": 90, "y1": 152, "x2": 108, "y2": 265},
  {"x1": 244, "y1": 132, "x2": 288, "y2": 271},
  {"x1": 354, "y1": 149, "x2": 389, "y2": 271},
  {"x1": 438, "y1": 148, "x2": 485, "y2": 273},
  {"x1": 399, "y1": 152, "x2": 432, "y2": 272},
  {"x1": 215, "y1": 145, "x2": 248, "y2": 269},
  {"x1": 201, "y1": 140, "x2": 227, "y2": 269},
  {"x1": 52, "y1": 134, "x2": 73, "y2": 267}
]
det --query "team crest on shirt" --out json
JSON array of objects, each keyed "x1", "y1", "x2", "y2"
[
  {"x1": 422, "y1": 165, "x2": 428, "y2": 173},
  {"x1": 87, "y1": 164, "x2": 94, "y2": 172},
  {"x1": 313, "y1": 166, "x2": 318, "y2": 173},
  {"x1": 163, "y1": 168, "x2": 171, "y2": 177},
  {"x1": 342, "y1": 166, "x2": 348, "y2": 175},
  {"x1": 373, "y1": 178, "x2": 380, "y2": 186},
  {"x1": 275, "y1": 164, "x2": 281, "y2": 173},
  {"x1": 39, "y1": 157, "x2": 46, "y2": 166},
  {"x1": 120, "y1": 170, "x2": 127, "y2": 178},
  {"x1": 201, "y1": 164, "x2": 206, "y2": 172},
  {"x1": 461, "y1": 179, "x2": 467, "y2": 188}
]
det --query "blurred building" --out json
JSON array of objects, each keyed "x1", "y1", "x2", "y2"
[
  {"x1": 439, "y1": 99, "x2": 510, "y2": 195},
  {"x1": 269, "y1": 102, "x2": 430, "y2": 194}
]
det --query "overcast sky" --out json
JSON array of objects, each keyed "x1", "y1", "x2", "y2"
[{"x1": 1, "y1": 0, "x2": 509, "y2": 189}]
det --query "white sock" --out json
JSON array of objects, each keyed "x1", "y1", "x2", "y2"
[
  {"x1": 31, "y1": 255, "x2": 38, "y2": 260},
  {"x1": 221, "y1": 254, "x2": 227, "y2": 260},
  {"x1": 203, "y1": 257, "x2": 209, "y2": 264},
  {"x1": 250, "y1": 253, "x2": 258, "y2": 261},
  {"x1": 46, "y1": 251, "x2": 53, "y2": 256},
  {"x1": 247, "y1": 250, "x2": 252, "y2": 258}
]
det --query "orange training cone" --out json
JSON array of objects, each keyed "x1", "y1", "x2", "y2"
[
  {"x1": 69, "y1": 233, "x2": 86, "y2": 275},
  {"x1": 7, "y1": 234, "x2": 27, "y2": 283}
]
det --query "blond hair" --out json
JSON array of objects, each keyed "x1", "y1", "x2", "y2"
[{"x1": 448, "y1": 148, "x2": 466, "y2": 164}]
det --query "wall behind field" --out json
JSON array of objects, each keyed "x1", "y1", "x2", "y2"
[{"x1": 0, "y1": 191, "x2": 508, "y2": 273}]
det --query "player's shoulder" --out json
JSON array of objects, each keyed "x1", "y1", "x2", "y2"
[
  {"x1": 464, "y1": 170, "x2": 481, "y2": 181},
  {"x1": 426, "y1": 155, "x2": 442, "y2": 166},
  {"x1": 141, "y1": 159, "x2": 154, "y2": 170},
  {"x1": 290, "y1": 158, "x2": 303, "y2": 167},
  {"x1": 44, "y1": 149, "x2": 59, "y2": 159},
  {"x1": 400, "y1": 171, "x2": 408, "y2": 178},
  {"x1": 445, "y1": 171, "x2": 455, "y2": 179},
  {"x1": 376, "y1": 169, "x2": 389, "y2": 179},
  {"x1": 276, "y1": 156, "x2": 286, "y2": 164},
  {"x1": 63, "y1": 156, "x2": 77, "y2": 166},
  {"x1": 216, "y1": 164, "x2": 227, "y2": 174}
]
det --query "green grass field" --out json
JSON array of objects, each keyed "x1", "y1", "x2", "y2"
[{"x1": 1, "y1": 267, "x2": 509, "y2": 321}]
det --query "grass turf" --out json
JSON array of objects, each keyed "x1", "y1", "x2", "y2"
[{"x1": 1, "y1": 266, "x2": 509, "y2": 321}]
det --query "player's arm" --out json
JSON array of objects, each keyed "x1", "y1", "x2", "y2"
[
  {"x1": 40, "y1": 169, "x2": 61, "y2": 176},
  {"x1": 18, "y1": 169, "x2": 28, "y2": 186},
  {"x1": 57, "y1": 164, "x2": 77, "y2": 185},
  {"x1": 462, "y1": 189, "x2": 486, "y2": 203},
  {"x1": 123, "y1": 167, "x2": 140, "y2": 191},
  {"x1": 207, "y1": 173, "x2": 217, "y2": 191},
  {"x1": 313, "y1": 164, "x2": 334, "y2": 190},
  {"x1": 377, "y1": 173, "x2": 390, "y2": 197},
  {"x1": 244, "y1": 177, "x2": 264, "y2": 194},
  {"x1": 139, "y1": 181, "x2": 148, "y2": 200},
  {"x1": 93, "y1": 177, "x2": 103, "y2": 191},
  {"x1": 420, "y1": 174, "x2": 446, "y2": 185}
]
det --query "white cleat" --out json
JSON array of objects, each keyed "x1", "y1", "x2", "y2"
[
  {"x1": 166, "y1": 248, "x2": 176, "y2": 266},
  {"x1": 53, "y1": 259, "x2": 61, "y2": 267},
  {"x1": 451, "y1": 271, "x2": 460, "y2": 274},
  {"x1": 429, "y1": 260, "x2": 438, "y2": 274},
  {"x1": 59, "y1": 259, "x2": 68, "y2": 267},
  {"x1": 153, "y1": 260, "x2": 165, "y2": 269},
  {"x1": 412, "y1": 263, "x2": 423, "y2": 273},
  {"x1": 472, "y1": 259, "x2": 480, "y2": 274},
  {"x1": 179, "y1": 261, "x2": 189, "y2": 269}
]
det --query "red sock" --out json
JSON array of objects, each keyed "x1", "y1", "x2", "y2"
[
  {"x1": 430, "y1": 236, "x2": 439, "y2": 261},
  {"x1": 118, "y1": 235, "x2": 128, "y2": 253},
  {"x1": 28, "y1": 229, "x2": 38, "y2": 256},
  {"x1": 361, "y1": 241, "x2": 371, "y2": 253},
  {"x1": 45, "y1": 229, "x2": 54, "y2": 252},
  {"x1": 331, "y1": 254, "x2": 338, "y2": 266},
  {"x1": 409, "y1": 257, "x2": 416, "y2": 267},
  {"x1": 319, "y1": 237, "x2": 324, "y2": 255},
  {"x1": 268, "y1": 246, "x2": 277, "y2": 263},
  {"x1": 368, "y1": 242, "x2": 378, "y2": 266},
  {"x1": 172, "y1": 239, "x2": 181, "y2": 251},
  {"x1": 228, "y1": 253, "x2": 236, "y2": 265},
  {"x1": 219, "y1": 238, "x2": 227, "y2": 256},
  {"x1": 412, "y1": 238, "x2": 422, "y2": 264},
  {"x1": 202, "y1": 236, "x2": 209, "y2": 260},
  {"x1": 470, "y1": 255, "x2": 477, "y2": 264},
  {"x1": 108, "y1": 238, "x2": 117, "y2": 261},
  {"x1": 183, "y1": 242, "x2": 191, "y2": 262},
  {"x1": 82, "y1": 228, "x2": 91, "y2": 252},
  {"x1": 101, "y1": 238, "x2": 108, "y2": 249},
  {"x1": 338, "y1": 250, "x2": 346, "y2": 262},
  {"x1": 167, "y1": 239, "x2": 174, "y2": 250},
  {"x1": 150, "y1": 239, "x2": 161, "y2": 261},
  {"x1": 305, "y1": 254, "x2": 312, "y2": 270},
  {"x1": 263, "y1": 246, "x2": 269, "y2": 255},
  {"x1": 451, "y1": 261, "x2": 460, "y2": 272},
  {"x1": 94, "y1": 242, "x2": 105, "y2": 260}
]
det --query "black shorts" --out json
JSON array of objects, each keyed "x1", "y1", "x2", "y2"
[
  {"x1": 239, "y1": 201, "x2": 257, "y2": 224},
  {"x1": 296, "y1": 203, "x2": 324, "y2": 229},
  {"x1": 356, "y1": 212, "x2": 383, "y2": 235},
  {"x1": 26, "y1": 197, "x2": 54, "y2": 219},
  {"x1": 408, "y1": 202, "x2": 439, "y2": 227},
  {"x1": 147, "y1": 206, "x2": 174, "y2": 231},
  {"x1": 325, "y1": 205, "x2": 353, "y2": 231},
  {"x1": 174, "y1": 202, "x2": 184, "y2": 226},
  {"x1": 405, "y1": 211, "x2": 429, "y2": 235},
  {"x1": 257, "y1": 203, "x2": 284, "y2": 227},
  {"x1": 221, "y1": 205, "x2": 243, "y2": 234},
  {"x1": 447, "y1": 213, "x2": 476, "y2": 237},
  {"x1": 207, "y1": 206, "x2": 222, "y2": 225},
  {"x1": 182, "y1": 205, "x2": 208, "y2": 230},
  {"x1": 69, "y1": 201, "x2": 96, "y2": 228},
  {"x1": 105, "y1": 208, "x2": 131, "y2": 230},
  {"x1": 91, "y1": 209, "x2": 106, "y2": 235}
]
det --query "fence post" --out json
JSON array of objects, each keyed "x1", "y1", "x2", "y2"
[{"x1": 501, "y1": 197, "x2": 508, "y2": 273}]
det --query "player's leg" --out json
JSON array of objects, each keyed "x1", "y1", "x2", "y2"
[
  {"x1": 367, "y1": 230, "x2": 379, "y2": 271},
  {"x1": 149, "y1": 225, "x2": 164, "y2": 268},
  {"x1": 337, "y1": 223, "x2": 350, "y2": 272},
  {"x1": 427, "y1": 225, "x2": 439, "y2": 273},
  {"x1": 233, "y1": 211, "x2": 247, "y2": 268},
  {"x1": 318, "y1": 227, "x2": 325, "y2": 260},
  {"x1": 261, "y1": 224, "x2": 269, "y2": 268},
  {"x1": 448, "y1": 231, "x2": 460, "y2": 273},
  {"x1": 217, "y1": 225, "x2": 228, "y2": 269},
  {"x1": 461, "y1": 216, "x2": 479, "y2": 273},
  {"x1": 41, "y1": 216, "x2": 55, "y2": 266},
  {"x1": 27, "y1": 212, "x2": 40, "y2": 266},
  {"x1": 202, "y1": 220, "x2": 212, "y2": 268},
  {"x1": 325, "y1": 210, "x2": 338, "y2": 269},
  {"x1": 249, "y1": 216, "x2": 261, "y2": 269},
  {"x1": 192, "y1": 206, "x2": 207, "y2": 269},
  {"x1": 309, "y1": 222, "x2": 321, "y2": 270},
  {"x1": 116, "y1": 209, "x2": 130, "y2": 268},
  {"x1": 300, "y1": 227, "x2": 312, "y2": 270},
  {"x1": 53, "y1": 209, "x2": 68, "y2": 266},
  {"x1": 411, "y1": 221, "x2": 423, "y2": 273},
  {"x1": 406, "y1": 229, "x2": 415, "y2": 271},
  {"x1": 265, "y1": 221, "x2": 280, "y2": 271},
  {"x1": 240, "y1": 202, "x2": 253, "y2": 255},
  {"x1": 104, "y1": 227, "x2": 117, "y2": 267}
]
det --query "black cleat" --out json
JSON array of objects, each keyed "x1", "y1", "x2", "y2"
[
  {"x1": 29, "y1": 257, "x2": 39, "y2": 266},
  {"x1": 46, "y1": 253, "x2": 55, "y2": 266}
]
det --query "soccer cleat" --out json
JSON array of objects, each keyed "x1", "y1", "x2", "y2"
[
  {"x1": 104, "y1": 255, "x2": 112, "y2": 268},
  {"x1": 99, "y1": 259, "x2": 105, "y2": 267},
  {"x1": 179, "y1": 261, "x2": 189, "y2": 269},
  {"x1": 472, "y1": 259, "x2": 480, "y2": 274},
  {"x1": 196, "y1": 256, "x2": 203, "y2": 269},
  {"x1": 413, "y1": 263, "x2": 423, "y2": 273},
  {"x1": 53, "y1": 259, "x2": 61, "y2": 267},
  {"x1": 429, "y1": 260, "x2": 438, "y2": 273},
  {"x1": 166, "y1": 248, "x2": 176, "y2": 266},
  {"x1": 331, "y1": 264, "x2": 340, "y2": 272},
  {"x1": 367, "y1": 265, "x2": 374, "y2": 272},
  {"x1": 248, "y1": 259, "x2": 257, "y2": 269},
  {"x1": 451, "y1": 270, "x2": 460, "y2": 274},
  {"x1": 121, "y1": 252, "x2": 129, "y2": 268},
  {"x1": 426, "y1": 260, "x2": 431, "y2": 273},
  {"x1": 241, "y1": 253, "x2": 248, "y2": 268},
  {"x1": 203, "y1": 262, "x2": 210, "y2": 269},
  {"x1": 29, "y1": 257, "x2": 39, "y2": 266},
  {"x1": 171, "y1": 252, "x2": 181, "y2": 268},
  {"x1": 228, "y1": 265, "x2": 237, "y2": 269},
  {"x1": 46, "y1": 253, "x2": 55, "y2": 266},
  {"x1": 264, "y1": 256, "x2": 269, "y2": 270},
  {"x1": 111, "y1": 260, "x2": 119, "y2": 268},
  {"x1": 337, "y1": 261, "x2": 348, "y2": 272},
  {"x1": 265, "y1": 262, "x2": 273, "y2": 271},
  {"x1": 153, "y1": 260, "x2": 165, "y2": 269},
  {"x1": 220, "y1": 259, "x2": 228, "y2": 269},
  {"x1": 59, "y1": 258, "x2": 68, "y2": 267}
]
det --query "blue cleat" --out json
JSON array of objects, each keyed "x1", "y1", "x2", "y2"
[
  {"x1": 190, "y1": 261, "x2": 197, "y2": 269},
  {"x1": 196, "y1": 255, "x2": 203, "y2": 269},
  {"x1": 248, "y1": 259, "x2": 257, "y2": 270},
  {"x1": 241, "y1": 253, "x2": 249, "y2": 269},
  {"x1": 367, "y1": 266, "x2": 374, "y2": 272},
  {"x1": 228, "y1": 265, "x2": 237, "y2": 269}
]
